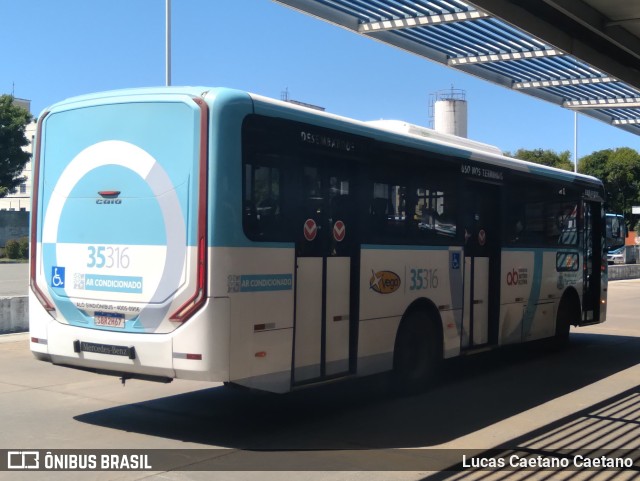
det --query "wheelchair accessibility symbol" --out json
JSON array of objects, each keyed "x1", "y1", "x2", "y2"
[
  {"x1": 451, "y1": 252, "x2": 461, "y2": 270},
  {"x1": 51, "y1": 266, "x2": 65, "y2": 288}
]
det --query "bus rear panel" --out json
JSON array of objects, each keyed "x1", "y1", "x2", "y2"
[{"x1": 30, "y1": 89, "x2": 226, "y2": 383}]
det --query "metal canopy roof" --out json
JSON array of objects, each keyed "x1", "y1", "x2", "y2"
[{"x1": 273, "y1": 0, "x2": 640, "y2": 137}]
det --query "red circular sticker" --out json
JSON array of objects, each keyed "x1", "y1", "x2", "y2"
[
  {"x1": 478, "y1": 229, "x2": 487, "y2": 246},
  {"x1": 333, "y1": 220, "x2": 346, "y2": 242},
  {"x1": 304, "y1": 218, "x2": 317, "y2": 241}
]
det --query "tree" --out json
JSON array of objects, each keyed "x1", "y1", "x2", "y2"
[
  {"x1": 0, "y1": 95, "x2": 33, "y2": 197},
  {"x1": 508, "y1": 148, "x2": 574, "y2": 171},
  {"x1": 577, "y1": 148, "x2": 610, "y2": 183},
  {"x1": 579, "y1": 147, "x2": 640, "y2": 227},
  {"x1": 601, "y1": 147, "x2": 640, "y2": 220}
]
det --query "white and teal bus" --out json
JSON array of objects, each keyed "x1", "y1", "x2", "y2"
[{"x1": 30, "y1": 87, "x2": 607, "y2": 393}]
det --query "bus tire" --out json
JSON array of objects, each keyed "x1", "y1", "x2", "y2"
[
  {"x1": 392, "y1": 311, "x2": 441, "y2": 393},
  {"x1": 554, "y1": 293, "x2": 578, "y2": 348}
]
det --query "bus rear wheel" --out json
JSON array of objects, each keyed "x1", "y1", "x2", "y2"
[
  {"x1": 554, "y1": 295, "x2": 577, "y2": 348},
  {"x1": 393, "y1": 311, "x2": 440, "y2": 393}
]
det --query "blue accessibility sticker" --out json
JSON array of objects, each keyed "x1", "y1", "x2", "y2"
[
  {"x1": 451, "y1": 252, "x2": 461, "y2": 270},
  {"x1": 51, "y1": 266, "x2": 66, "y2": 288}
]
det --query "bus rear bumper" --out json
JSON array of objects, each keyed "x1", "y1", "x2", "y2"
[
  {"x1": 29, "y1": 296, "x2": 231, "y2": 383},
  {"x1": 44, "y1": 320, "x2": 177, "y2": 379}
]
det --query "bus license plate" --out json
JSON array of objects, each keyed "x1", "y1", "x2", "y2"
[{"x1": 94, "y1": 311, "x2": 125, "y2": 329}]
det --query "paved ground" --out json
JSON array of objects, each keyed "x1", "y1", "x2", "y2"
[
  {"x1": 0, "y1": 280, "x2": 638, "y2": 480},
  {"x1": 0, "y1": 262, "x2": 28, "y2": 297}
]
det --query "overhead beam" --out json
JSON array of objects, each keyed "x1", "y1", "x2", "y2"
[
  {"x1": 606, "y1": 17, "x2": 640, "y2": 28},
  {"x1": 514, "y1": 76, "x2": 617, "y2": 89},
  {"x1": 564, "y1": 98, "x2": 640, "y2": 109},
  {"x1": 467, "y1": 0, "x2": 640, "y2": 88},
  {"x1": 613, "y1": 118, "x2": 640, "y2": 125},
  {"x1": 358, "y1": 11, "x2": 489, "y2": 33},
  {"x1": 449, "y1": 48, "x2": 563, "y2": 66},
  {"x1": 543, "y1": 0, "x2": 640, "y2": 63}
]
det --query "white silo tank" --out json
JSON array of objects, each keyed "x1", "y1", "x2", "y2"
[{"x1": 432, "y1": 88, "x2": 468, "y2": 138}]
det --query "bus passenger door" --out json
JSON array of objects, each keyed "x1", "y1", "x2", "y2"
[
  {"x1": 462, "y1": 183, "x2": 501, "y2": 349},
  {"x1": 582, "y1": 201, "x2": 602, "y2": 323},
  {"x1": 293, "y1": 164, "x2": 355, "y2": 384}
]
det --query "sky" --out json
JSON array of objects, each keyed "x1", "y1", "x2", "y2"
[{"x1": 2, "y1": 0, "x2": 640, "y2": 159}]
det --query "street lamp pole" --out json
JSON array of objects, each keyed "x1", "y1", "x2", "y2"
[
  {"x1": 573, "y1": 110, "x2": 578, "y2": 173},
  {"x1": 166, "y1": 0, "x2": 171, "y2": 86}
]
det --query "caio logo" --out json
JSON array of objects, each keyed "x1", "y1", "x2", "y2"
[
  {"x1": 96, "y1": 190, "x2": 122, "y2": 205},
  {"x1": 369, "y1": 270, "x2": 401, "y2": 294}
]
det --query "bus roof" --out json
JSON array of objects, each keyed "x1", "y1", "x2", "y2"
[
  {"x1": 40, "y1": 86, "x2": 213, "y2": 115},
  {"x1": 43, "y1": 86, "x2": 603, "y2": 191},
  {"x1": 249, "y1": 91, "x2": 603, "y2": 190}
]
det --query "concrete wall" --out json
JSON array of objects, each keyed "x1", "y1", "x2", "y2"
[
  {"x1": 0, "y1": 211, "x2": 29, "y2": 247},
  {"x1": 608, "y1": 264, "x2": 640, "y2": 281},
  {"x1": 0, "y1": 296, "x2": 28, "y2": 333}
]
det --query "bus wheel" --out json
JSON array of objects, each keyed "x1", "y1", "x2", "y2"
[
  {"x1": 554, "y1": 296, "x2": 575, "y2": 348},
  {"x1": 393, "y1": 311, "x2": 440, "y2": 393}
]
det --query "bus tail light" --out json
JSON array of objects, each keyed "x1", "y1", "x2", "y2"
[
  {"x1": 30, "y1": 112, "x2": 56, "y2": 314},
  {"x1": 169, "y1": 235, "x2": 207, "y2": 322},
  {"x1": 31, "y1": 281, "x2": 55, "y2": 312},
  {"x1": 169, "y1": 97, "x2": 208, "y2": 323}
]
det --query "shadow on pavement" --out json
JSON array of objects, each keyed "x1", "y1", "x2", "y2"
[
  {"x1": 423, "y1": 384, "x2": 640, "y2": 480},
  {"x1": 75, "y1": 332, "x2": 640, "y2": 453}
]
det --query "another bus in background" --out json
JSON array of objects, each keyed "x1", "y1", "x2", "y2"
[{"x1": 606, "y1": 213, "x2": 636, "y2": 264}]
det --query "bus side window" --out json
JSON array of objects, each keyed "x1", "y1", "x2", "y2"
[
  {"x1": 552, "y1": 202, "x2": 578, "y2": 246},
  {"x1": 413, "y1": 186, "x2": 456, "y2": 240},
  {"x1": 370, "y1": 197, "x2": 389, "y2": 236},
  {"x1": 506, "y1": 179, "x2": 580, "y2": 247},
  {"x1": 243, "y1": 163, "x2": 282, "y2": 241},
  {"x1": 369, "y1": 183, "x2": 407, "y2": 241},
  {"x1": 331, "y1": 194, "x2": 351, "y2": 222}
]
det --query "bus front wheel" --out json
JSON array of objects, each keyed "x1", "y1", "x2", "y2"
[{"x1": 393, "y1": 311, "x2": 440, "y2": 393}]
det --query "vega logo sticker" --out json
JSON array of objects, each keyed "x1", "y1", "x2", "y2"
[{"x1": 369, "y1": 270, "x2": 401, "y2": 294}]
